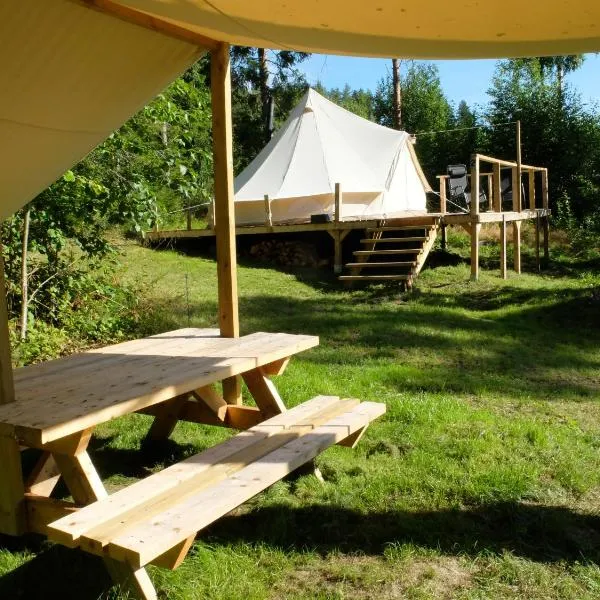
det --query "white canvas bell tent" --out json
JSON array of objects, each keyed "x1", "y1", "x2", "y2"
[{"x1": 233, "y1": 89, "x2": 432, "y2": 225}]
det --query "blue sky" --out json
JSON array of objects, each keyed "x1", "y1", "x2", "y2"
[{"x1": 299, "y1": 53, "x2": 600, "y2": 112}]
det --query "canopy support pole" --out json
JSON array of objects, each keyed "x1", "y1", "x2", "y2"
[
  {"x1": 0, "y1": 247, "x2": 25, "y2": 535},
  {"x1": 211, "y1": 43, "x2": 241, "y2": 404}
]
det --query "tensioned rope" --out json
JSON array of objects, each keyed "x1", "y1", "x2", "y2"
[{"x1": 413, "y1": 120, "x2": 518, "y2": 137}]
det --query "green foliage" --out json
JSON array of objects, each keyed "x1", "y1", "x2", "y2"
[
  {"x1": 316, "y1": 83, "x2": 374, "y2": 120},
  {"x1": 485, "y1": 58, "x2": 600, "y2": 229}
]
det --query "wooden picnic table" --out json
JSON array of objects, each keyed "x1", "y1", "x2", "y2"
[{"x1": 0, "y1": 327, "x2": 385, "y2": 600}]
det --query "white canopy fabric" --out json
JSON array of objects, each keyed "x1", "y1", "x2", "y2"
[
  {"x1": 234, "y1": 89, "x2": 430, "y2": 224},
  {"x1": 1, "y1": 0, "x2": 600, "y2": 220}
]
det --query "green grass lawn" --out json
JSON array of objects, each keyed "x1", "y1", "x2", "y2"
[{"x1": 2, "y1": 227, "x2": 600, "y2": 599}]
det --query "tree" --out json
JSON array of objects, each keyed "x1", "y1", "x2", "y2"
[
  {"x1": 391, "y1": 58, "x2": 402, "y2": 130},
  {"x1": 316, "y1": 83, "x2": 374, "y2": 120},
  {"x1": 374, "y1": 63, "x2": 454, "y2": 181}
]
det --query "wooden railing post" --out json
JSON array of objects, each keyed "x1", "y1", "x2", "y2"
[
  {"x1": 211, "y1": 42, "x2": 241, "y2": 404},
  {"x1": 542, "y1": 168, "x2": 550, "y2": 263},
  {"x1": 439, "y1": 177, "x2": 447, "y2": 214},
  {"x1": 516, "y1": 119, "x2": 522, "y2": 212},
  {"x1": 492, "y1": 163, "x2": 501, "y2": 212},
  {"x1": 511, "y1": 166, "x2": 519, "y2": 212},
  {"x1": 528, "y1": 171, "x2": 536, "y2": 210},
  {"x1": 470, "y1": 154, "x2": 480, "y2": 281},
  {"x1": 264, "y1": 194, "x2": 272, "y2": 227},
  {"x1": 334, "y1": 183, "x2": 342, "y2": 224}
]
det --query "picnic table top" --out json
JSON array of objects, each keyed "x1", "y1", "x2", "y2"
[{"x1": 0, "y1": 328, "x2": 318, "y2": 447}]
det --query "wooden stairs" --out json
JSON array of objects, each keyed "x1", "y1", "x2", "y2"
[{"x1": 339, "y1": 221, "x2": 438, "y2": 287}]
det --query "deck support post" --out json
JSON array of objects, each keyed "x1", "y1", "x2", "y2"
[
  {"x1": 470, "y1": 223, "x2": 481, "y2": 281},
  {"x1": 513, "y1": 221, "x2": 522, "y2": 274},
  {"x1": 333, "y1": 231, "x2": 343, "y2": 274},
  {"x1": 542, "y1": 168, "x2": 550, "y2": 265},
  {"x1": 211, "y1": 42, "x2": 241, "y2": 404},
  {"x1": 535, "y1": 212, "x2": 541, "y2": 272},
  {"x1": 441, "y1": 223, "x2": 447, "y2": 251},
  {"x1": 500, "y1": 216, "x2": 507, "y2": 280}
]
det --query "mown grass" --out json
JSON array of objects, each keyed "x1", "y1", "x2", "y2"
[{"x1": 2, "y1": 225, "x2": 600, "y2": 599}]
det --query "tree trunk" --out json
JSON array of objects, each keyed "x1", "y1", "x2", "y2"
[
  {"x1": 20, "y1": 206, "x2": 31, "y2": 340},
  {"x1": 258, "y1": 48, "x2": 270, "y2": 142},
  {"x1": 392, "y1": 58, "x2": 402, "y2": 130}
]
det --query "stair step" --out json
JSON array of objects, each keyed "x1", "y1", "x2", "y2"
[
  {"x1": 361, "y1": 237, "x2": 426, "y2": 243},
  {"x1": 339, "y1": 275, "x2": 410, "y2": 281},
  {"x1": 354, "y1": 249, "x2": 420, "y2": 256},
  {"x1": 345, "y1": 261, "x2": 416, "y2": 268},
  {"x1": 367, "y1": 226, "x2": 430, "y2": 232}
]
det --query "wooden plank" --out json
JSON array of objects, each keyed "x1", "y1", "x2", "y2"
[
  {"x1": 211, "y1": 42, "x2": 239, "y2": 340},
  {"x1": 194, "y1": 384, "x2": 227, "y2": 414},
  {"x1": 360, "y1": 237, "x2": 426, "y2": 243},
  {"x1": 492, "y1": 163, "x2": 501, "y2": 212},
  {"x1": 242, "y1": 369, "x2": 287, "y2": 419},
  {"x1": 106, "y1": 402, "x2": 386, "y2": 568},
  {"x1": 1, "y1": 332, "x2": 318, "y2": 447},
  {"x1": 353, "y1": 249, "x2": 420, "y2": 256},
  {"x1": 25, "y1": 452, "x2": 60, "y2": 497},
  {"x1": 76, "y1": 400, "x2": 358, "y2": 556},
  {"x1": 470, "y1": 222, "x2": 481, "y2": 281},
  {"x1": 500, "y1": 217, "x2": 507, "y2": 280},
  {"x1": 0, "y1": 434, "x2": 25, "y2": 535},
  {"x1": 25, "y1": 495, "x2": 78, "y2": 536},
  {"x1": 412, "y1": 225, "x2": 438, "y2": 279},
  {"x1": 48, "y1": 396, "x2": 342, "y2": 547},
  {"x1": 80, "y1": 0, "x2": 219, "y2": 50},
  {"x1": 535, "y1": 212, "x2": 541, "y2": 272},
  {"x1": 43, "y1": 429, "x2": 93, "y2": 456},
  {"x1": 0, "y1": 251, "x2": 15, "y2": 405},
  {"x1": 345, "y1": 261, "x2": 415, "y2": 268},
  {"x1": 542, "y1": 169, "x2": 549, "y2": 209},
  {"x1": 339, "y1": 275, "x2": 409, "y2": 281},
  {"x1": 513, "y1": 221, "x2": 522, "y2": 274}
]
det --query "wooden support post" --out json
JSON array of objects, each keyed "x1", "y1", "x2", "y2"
[
  {"x1": 528, "y1": 171, "x2": 536, "y2": 210},
  {"x1": 211, "y1": 42, "x2": 241, "y2": 405},
  {"x1": 241, "y1": 369, "x2": 286, "y2": 419},
  {"x1": 486, "y1": 174, "x2": 493, "y2": 211},
  {"x1": 535, "y1": 212, "x2": 541, "y2": 272},
  {"x1": 334, "y1": 183, "x2": 342, "y2": 224},
  {"x1": 513, "y1": 221, "x2": 522, "y2": 274},
  {"x1": 542, "y1": 168, "x2": 550, "y2": 264},
  {"x1": 333, "y1": 231, "x2": 342, "y2": 274},
  {"x1": 492, "y1": 163, "x2": 501, "y2": 212},
  {"x1": 470, "y1": 155, "x2": 480, "y2": 217},
  {"x1": 470, "y1": 223, "x2": 481, "y2": 281},
  {"x1": 500, "y1": 216, "x2": 507, "y2": 280},
  {"x1": 0, "y1": 251, "x2": 15, "y2": 405},
  {"x1": 511, "y1": 166, "x2": 519, "y2": 212},
  {"x1": 516, "y1": 119, "x2": 522, "y2": 212},
  {"x1": 439, "y1": 177, "x2": 447, "y2": 214},
  {"x1": 0, "y1": 250, "x2": 24, "y2": 536},
  {"x1": 263, "y1": 195, "x2": 272, "y2": 227},
  {"x1": 441, "y1": 224, "x2": 447, "y2": 251},
  {"x1": 186, "y1": 207, "x2": 192, "y2": 231}
]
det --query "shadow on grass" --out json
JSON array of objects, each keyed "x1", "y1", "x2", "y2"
[
  {"x1": 206, "y1": 500, "x2": 600, "y2": 564},
  {"x1": 0, "y1": 537, "x2": 111, "y2": 600}
]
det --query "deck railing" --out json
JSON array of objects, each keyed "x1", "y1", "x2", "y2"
[{"x1": 436, "y1": 154, "x2": 549, "y2": 216}]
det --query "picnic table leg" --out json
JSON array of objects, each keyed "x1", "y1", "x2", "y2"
[
  {"x1": 50, "y1": 431, "x2": 157, "y2": 600},
  {"x1": 242, "y1": 369, "x2": 286, "y2": 419},
  {"x1": 145, "y1": 394, "x2": 189, "y2": 442}
]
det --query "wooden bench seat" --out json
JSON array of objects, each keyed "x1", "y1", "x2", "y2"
[{"x1": 48, "y1": 395, "x2": 385, "y2": 570}]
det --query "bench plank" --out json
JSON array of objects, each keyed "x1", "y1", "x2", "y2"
[
  {"x1": 48, "y1": 395, "x2": 341, "y2": 548},
  {"x1": 107, "y1": 401, "x2": 386, "y2": 568}
]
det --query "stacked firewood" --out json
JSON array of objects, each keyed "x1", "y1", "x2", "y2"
[{"x1": 249, "y1": 240, "x2": 325, "y2": 267}]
